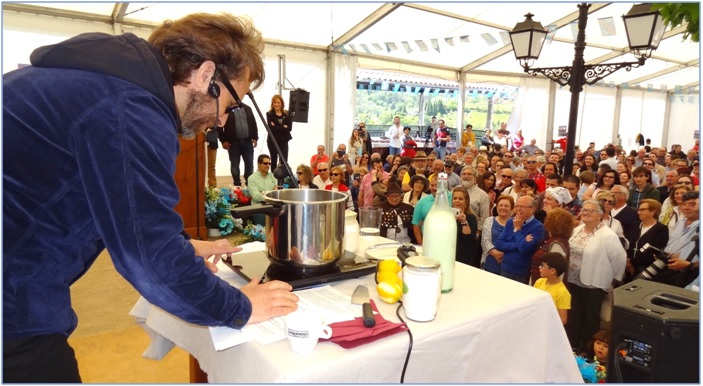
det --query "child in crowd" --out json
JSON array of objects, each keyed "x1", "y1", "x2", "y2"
[
  {"x1": 581, "y1": 330, "x2": 610, "y2": 370},
  {"x1": 534, "y1": 252, "x2": 571, "y2": 325}
]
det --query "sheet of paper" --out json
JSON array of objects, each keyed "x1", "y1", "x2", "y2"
[{"x1": 209, "y1": 285, "x2": 361, "y2": 350}]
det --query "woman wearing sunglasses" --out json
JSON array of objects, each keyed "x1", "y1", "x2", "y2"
[
  {"x1": 295, "y1": 164, "x2": 318, "y2": 189},
  {"x1": 325, "y1": 166, "x2": 353, "y2": 210}
]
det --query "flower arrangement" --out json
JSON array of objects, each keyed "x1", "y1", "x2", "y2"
[
  {"x1": 243, "y1": 222, "x2": 266, "y2": 242},
  {"x1": 575, "y1": 355, "x2": 606, "y2": 383},
  {"x1": 205, "y1": 187, "x2": 250, "y2": 235}
]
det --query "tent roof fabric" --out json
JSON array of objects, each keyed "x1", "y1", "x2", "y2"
[{"x1": 3, "y1": 2, "x2": 699, "y2": 91}]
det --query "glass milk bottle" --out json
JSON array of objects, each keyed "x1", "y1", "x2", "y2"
[
  {"x1": 421, "y1": 173, "x2": 457, "y2": 292},
  {"x1": 344, "y1": 210, "x2": 359, "y2": 254}
]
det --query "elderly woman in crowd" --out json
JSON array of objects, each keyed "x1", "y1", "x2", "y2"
[
  {"x1": 595, "y1": 191, "x2": 625, "y2": 241},
  {"x1": 529, "y1": 207, "x2": 574, "y2": 285},
  {"x1": 481, "y1": 195, "x2": 514, "y2": 274},
  {"x1": 535, "y1": 186, "x2": 571, "y2": 223},
  {"x1": 403, "y1": 174, "x2": 429, "y2": 207},
  {"x1": 567, "y1": 199, "x2": 626, "y2": 351},
  {"x1": 625, "y1": 199, "x2": 668, "y2": 281},
  {"x1": 452, "y1": 186, "x2": 479, "y2": 267},
  {"x1": 296, "y1": 164, "x2": 318, "y2": 189},
  {"x1": 378, "y1": 182, "x2": 414, "y2": 244},
  {"x1": 325, "y1": 165, "x2": 353, "y2": 210}
]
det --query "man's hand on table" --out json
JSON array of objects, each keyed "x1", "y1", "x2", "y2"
[
  {"x1": 190, "y1": 239, "x2": 242, "y2": 273},
  {"x1": 240, "y1": 279, "x2": 299, "y2": 324}
]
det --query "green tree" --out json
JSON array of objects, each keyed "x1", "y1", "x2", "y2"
[{"x1": 651, "y1": 3, "x2": 699, "y2": 42}]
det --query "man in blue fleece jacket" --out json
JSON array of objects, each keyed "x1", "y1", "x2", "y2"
[
  {"x1": 494, "y1": 196, "x2": 545, "y2": 283},
  {"x1": 2, "y1": 13, "x2": 299, "y2": 382}
]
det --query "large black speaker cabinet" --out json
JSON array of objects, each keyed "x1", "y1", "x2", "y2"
[
  {"x1": 289, "y1": 89, "x2": 309, "y2": 123},
  {"x1": 607, "y1": 279, "x2": 699, "y2": 383}
]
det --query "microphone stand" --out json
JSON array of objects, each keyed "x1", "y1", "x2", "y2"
[{"x1": 245, "y1": 91, "x2": 299, "y2": 188}]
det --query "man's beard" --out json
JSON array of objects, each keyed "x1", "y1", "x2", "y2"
[
  {"x1": 179, "y1": 89, "x2": 216, "y2": 140},
  {"x1": 462, "y1": 179, "x2": 475, "y2": 189}
]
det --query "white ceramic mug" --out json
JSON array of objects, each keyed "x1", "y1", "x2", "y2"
[{"x1": 284, "y1": 311, "x2": 333, "y2": 353}]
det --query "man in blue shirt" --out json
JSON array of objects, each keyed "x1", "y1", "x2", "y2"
[{"x1": 494, "y1": 196, "x2": 545, "y2": 283}]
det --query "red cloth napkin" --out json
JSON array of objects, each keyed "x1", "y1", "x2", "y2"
[{"x1": 322, "y1": 300, "x2": 408, "y2": 349}]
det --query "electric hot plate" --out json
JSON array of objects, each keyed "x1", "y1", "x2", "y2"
[{"x1": 222, "y1": 250, "x2": 376, "y2": 290}]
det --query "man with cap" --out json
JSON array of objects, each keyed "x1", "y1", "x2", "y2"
[
  {"x1": 478, "y1": 146, "x2": 489, "y2": 157},
  {"x1": 379, "y1": 182, "x2": 415, "y2": 243},
  {"x1": 442, "y1": 160, "x2": 463, "y2": 189},
  {"x1": 401, "y1": 151, "x2": 429, "y2": 191}
]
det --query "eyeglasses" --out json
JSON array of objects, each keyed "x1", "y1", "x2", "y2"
[
  {"x1": 603, "y1": 175, "x2": 614, "y2": 179},
  {"x1": 225, "y1": 105, "x2": 239, "y2": 113},
  {"x1": 318, "y1": 168, "x2": 328, "y2": 172},
  {"x1": 515, "y1": 205, "x2": 533, "y2": 209},
  {"x1": 679, "y1": 181, "x2": 692, "y2": 185},
  {"x1": 501, "y1": 174, "x2": 512, "y2": 178},
  {"x1": 637, "y1": 207, "x2": 652, "y2": 212},
  {"x1": 504, "y1": 155, "x2": 513, "y2": 158},
  {"x1": 539, "y1": 263, "x2": 551, "y2": 269},
  {"x1": 526, "y1": 161, "x2": 536, "y2": 164},
  {"x1": 296, "y1": 172, "x2": 304, "y2": 175},
  {"x1": 600, "y1": 199, "x2": 615, "y2": 205},
  {"x1": 581, "y1": 208, "x2": 598, "y2": 214},
  {"x1": 330, "y1": 173, "x2": 340, "y2": 177},
  {"x1": 260, "y1": 162, "x2": 271, "y2": 165},
  {"x1": 359, "y1": 126, "x2": 365, "y2": 129},
  {"x1": 644, "y1": 163, "x2": 654, "y2": 166},
  {"x1": 362, "y1": 156, "x2": 369, "y2": 159}
]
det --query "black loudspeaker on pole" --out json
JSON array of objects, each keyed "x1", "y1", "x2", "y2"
[{"x1": 289, "y1": 88, "x2": 309, "y2": 123}]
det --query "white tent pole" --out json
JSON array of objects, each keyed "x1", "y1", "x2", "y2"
[
  {"x1": 546, "y1": 82, "x2": 556, "y2": 148},
  {"x1": 612, "y1": 87, "x2": 623, "y2": 147},
  {"x1": 662, "y1": 92, "x2": 672, "y2": 148}
]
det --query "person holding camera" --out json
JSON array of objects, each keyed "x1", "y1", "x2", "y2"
[
  {"x1": 654, "y1": 190, "x2": 700, "y2": 288},
  {"x1": 624, "y1": 199, "x2": 668, "y2": 281}
]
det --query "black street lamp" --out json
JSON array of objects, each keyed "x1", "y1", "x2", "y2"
[{"x1": 509, "y1": 3, "x2": 664, "y2": 176}]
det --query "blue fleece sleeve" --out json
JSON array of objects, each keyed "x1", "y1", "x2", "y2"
[{"x1": 73, "y1": 92, "x2": 251, "y2": 329}]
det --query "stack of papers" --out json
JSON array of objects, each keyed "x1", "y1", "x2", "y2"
[{"x1": 209, "y1": 285, "x2": 361, "y2": 351}]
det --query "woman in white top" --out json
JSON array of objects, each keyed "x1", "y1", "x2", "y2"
[
  {"x1": 567, "y1": 199, "x2": 626, "y2": 351},
  {"x1": 348, "y1": 127, "x2": 363, "y2": 166}
]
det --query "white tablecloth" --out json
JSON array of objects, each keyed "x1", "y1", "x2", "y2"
[{"x1": 131, "y1": 243, "x2": 582, "y2": 383}]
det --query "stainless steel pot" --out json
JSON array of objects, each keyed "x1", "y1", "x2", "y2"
[{"x1": 230, "y1": 189, "x2": 348, "y2": 268}]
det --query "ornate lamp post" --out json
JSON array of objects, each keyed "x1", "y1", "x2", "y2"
[{"x1": 509, "y1": 3, "x2": 665, "y2": 175}]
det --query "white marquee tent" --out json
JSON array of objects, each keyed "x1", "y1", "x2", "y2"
[{"x1": 3, "y1": 2, "x2": 700, "y2": 175}]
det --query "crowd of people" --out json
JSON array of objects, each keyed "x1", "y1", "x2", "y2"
[{"x1": 269, "y1": 124, "x2": 700, "y2": 356}]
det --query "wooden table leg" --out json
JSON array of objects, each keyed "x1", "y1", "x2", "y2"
[{"x1": 189, "y1": 355, "x2": 208, "y2": 383}]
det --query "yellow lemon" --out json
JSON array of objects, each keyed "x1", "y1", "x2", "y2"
[
  {"x1": 376, "y1": 271, "x2": 402, "y2": 286},
  {"x1": 377, "y1": 259, "x2": 401, "y2": 274},
  {"x1": 377, "y1": 281, "x2": 402, "y2": 304}
]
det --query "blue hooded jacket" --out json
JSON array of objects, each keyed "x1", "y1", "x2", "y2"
[{"x1": 3, "y1": 32, "x2": 251, "y2": 338}]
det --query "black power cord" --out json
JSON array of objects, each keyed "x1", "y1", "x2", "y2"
[
  {"x1": 395, "y1": 301, "x2": 413, "y2": 383},
  {"x1": 613, "y1": 342, "x2": 629, "y2": 383}
]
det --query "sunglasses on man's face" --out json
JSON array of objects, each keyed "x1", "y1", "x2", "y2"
[
  {"x1": 260, "y1": 162, "x2": 271, "y2": 166},
  {"x1": 318, "y1": 168, "x2": 328, "y2": 172}
]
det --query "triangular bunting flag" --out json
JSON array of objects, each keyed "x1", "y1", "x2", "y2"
[
  {"x1": 402, "y1": 41, "x2": 413, "y2": 54},
  {"x1": 689, "y1": 95, "x2": 695, "y2": 103},
  {"x1": 459, "y1": 35, "x2": 469, "y2": 43},
  {"x1": 598, "y1": 17, "x2": 616, "y2": 37},
  {"x1": 415, "y1": 40, "x2": 429, "y2": 52},
  {"x1": 381, "y1": 81, "x2": 389, "y2": 91},
  {"x1": 499, "y1": 31, "x2": 511, "y2": 46},
  {"x1": 385, "y1": 42, "x2": 398, "y2": 53},
  {"x1": 660, "y1": 85, "x2": 668, "y2": 92},
  {"x1": 433, "y1": 88, "x2": 440, "y2": 96},
  {"x1": 679, "y1": 95, "x2": 684, "y2": 102},
  {"x1": 360, "y1": 44, "x2": 372, "y2": 54},
  {"x1": 647, "y1": 84, "x2": 653, "y2": 91},
  {"x1": 393, "y1": 83, "x2": 401, "y2": 93},
  {"x1": 372, "y1": 43, "x2": 383, "y2": 51},
  {"x1": 340, "y1": 46, "x2": 349, "y2": 56},
  {"x1": 406, "y1": 84, "x2": 413, "y2": 94},
  {"x1": 546, "y1": 24, "x2": 558, "y2": 43},
  {"x1": 444, "y1": 37, "x2": 455, "y2": 47},
  {"x1": 674, "y1": 85, "x2": 682, "y2": 94},
  {"x1": 349, "y1": 44, "x2": 357, "y2": 53},
  {"x1": 452, "y1": 90, "x2": 458, "y2": 98},
  {"x1": 423, "y1": 88, "x2": 431, "y2": 95},
  {"x1": 622, "y1": 82, "x2": 629, "y2": 89},
  {"x1": 570, "y1": 22, "x2": 579, "y2": 41},
  {"x1": 481, "y1": 33, "x2": 498, "y2": 46},
  {"x1": 431, "y1": 39, "x2": 440, "y2": 53}
]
